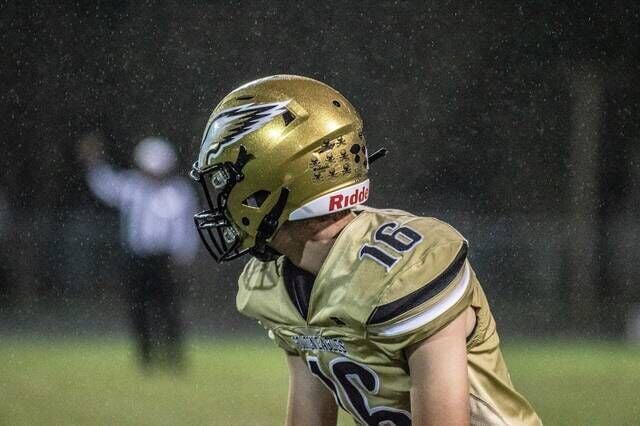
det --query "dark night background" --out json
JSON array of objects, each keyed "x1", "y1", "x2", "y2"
[{"x1": 1, "y1": 1, "x2": 639, "y2": 338}]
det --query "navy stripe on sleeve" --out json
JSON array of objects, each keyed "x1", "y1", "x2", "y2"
[{"x1": 367, "y1": 242, "x2": 468, "y2": 325}]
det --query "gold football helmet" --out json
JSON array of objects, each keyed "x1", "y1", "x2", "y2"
[{"x1": 191, "y1": 75, "x2": 385, "y2": 262}]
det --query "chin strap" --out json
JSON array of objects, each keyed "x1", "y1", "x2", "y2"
[
  {"x1": 250, "y1": 245, "x2": 282, "y2": 262},
  {"x1": 250, "y1": 187, "x2": 290, "y2": 261},
  {"x1": 227, "y1": 145, "x2": 254, "y2": 184}
]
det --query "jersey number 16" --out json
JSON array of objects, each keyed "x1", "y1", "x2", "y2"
[{"x1": 359, "y1": 222, "x2": 423, "y2": 271}]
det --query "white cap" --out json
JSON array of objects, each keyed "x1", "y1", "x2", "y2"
[{"x1": 134, "y1": 136, "x2": 177, "y2": 176}]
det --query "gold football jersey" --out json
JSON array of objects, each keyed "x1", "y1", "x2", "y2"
[{"x1": 237, "y1": 206, "x2": 541, "y2": 425}]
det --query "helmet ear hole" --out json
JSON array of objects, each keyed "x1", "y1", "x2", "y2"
[{"x1": 242, "y1": 190, "x2": 271, "y2": 208}]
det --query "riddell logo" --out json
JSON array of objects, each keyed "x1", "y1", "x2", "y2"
[{"x1": 328, "y1": 184, "x2": 369, "y2": 211}]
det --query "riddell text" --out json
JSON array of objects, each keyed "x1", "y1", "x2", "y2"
[{"x1": 328, "y1": 186, "x2": 369, "y2": 211}]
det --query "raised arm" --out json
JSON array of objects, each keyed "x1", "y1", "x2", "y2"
[
  {"x1": 77, "y1": 133, "x2": 128, "y2": 208},
  {"x1": 86, "y1": 162, "x2": 132, "y2": 208},
  {"x1": 285, "y1": 354, "x2": 338, "y2": 426}
]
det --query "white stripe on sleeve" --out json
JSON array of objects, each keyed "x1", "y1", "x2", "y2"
[{"x1": 371, "y1": 261, "x2": 471, "y2": 337}]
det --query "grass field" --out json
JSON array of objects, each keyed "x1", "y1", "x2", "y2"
[{"x1": 0, "y1": 337, "x2": 638, "y2": 425}]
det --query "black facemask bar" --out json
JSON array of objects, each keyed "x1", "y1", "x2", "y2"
[{"x1": 190, "y1": 146, "x2": 256, "y2": 262}]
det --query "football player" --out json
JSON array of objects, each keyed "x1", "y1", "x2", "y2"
[{"x1": 191, "y1": 75, "x2": 541, "y2": 425}]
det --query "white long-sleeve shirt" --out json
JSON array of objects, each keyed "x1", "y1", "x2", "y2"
[{"x1": 87, "y1": 162, "x2": 199, "y2": 264}]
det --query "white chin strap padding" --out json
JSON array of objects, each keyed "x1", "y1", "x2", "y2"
[{"x1": 288, "y1": 179, "x2": 370, "y2": 221}]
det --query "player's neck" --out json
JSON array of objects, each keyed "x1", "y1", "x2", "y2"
[{"x1": 271, "y1": 212, "x2": 356, "y2": 275}]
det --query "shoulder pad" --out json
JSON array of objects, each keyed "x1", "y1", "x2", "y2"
[
  {"x1": 360, "y1": 215, "x2": 473, "y2": 339},
  {"x1": 236, "y1": 257, "x2": 281, "y2": 317},
  {"x1": 369, "y1": 241, "x2": 468, "y2": 325},
  {"x1": 238, "y1": 257, "x2": 280, "y2": 289}
]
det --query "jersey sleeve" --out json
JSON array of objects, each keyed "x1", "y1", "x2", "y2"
[
  {"x1": 366, "y1": 239, "x2": 474, "y2": 348},
  {"x1": 251, "y1": 317, "x2": 299, "y2": 355},
  {"x1": 237, "y1": 258, "x2": 300, "y2": 356},
  {"x1": 265, "y1": 326, "x2": 299, "y2": 355}
]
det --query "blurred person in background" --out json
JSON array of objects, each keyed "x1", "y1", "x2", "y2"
[{"x1": 77, "y1": 133, "x2": 199, "y2": 371}]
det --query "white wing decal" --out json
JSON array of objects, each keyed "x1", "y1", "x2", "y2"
[{"x1": 201, "y1": 101, "x2": 290, "y2": 160}]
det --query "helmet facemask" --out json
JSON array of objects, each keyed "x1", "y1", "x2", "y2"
[
  {"x1": 191, "y1": 145, "x2": 290, "y2": 262},
  {"x1": 191, "y1": 155, "x2": 246, "y2": 262}
]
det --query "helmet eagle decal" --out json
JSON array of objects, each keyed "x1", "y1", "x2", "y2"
[{"x1": 201, "y1": 101, "x2": 290, "y2": 161}]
